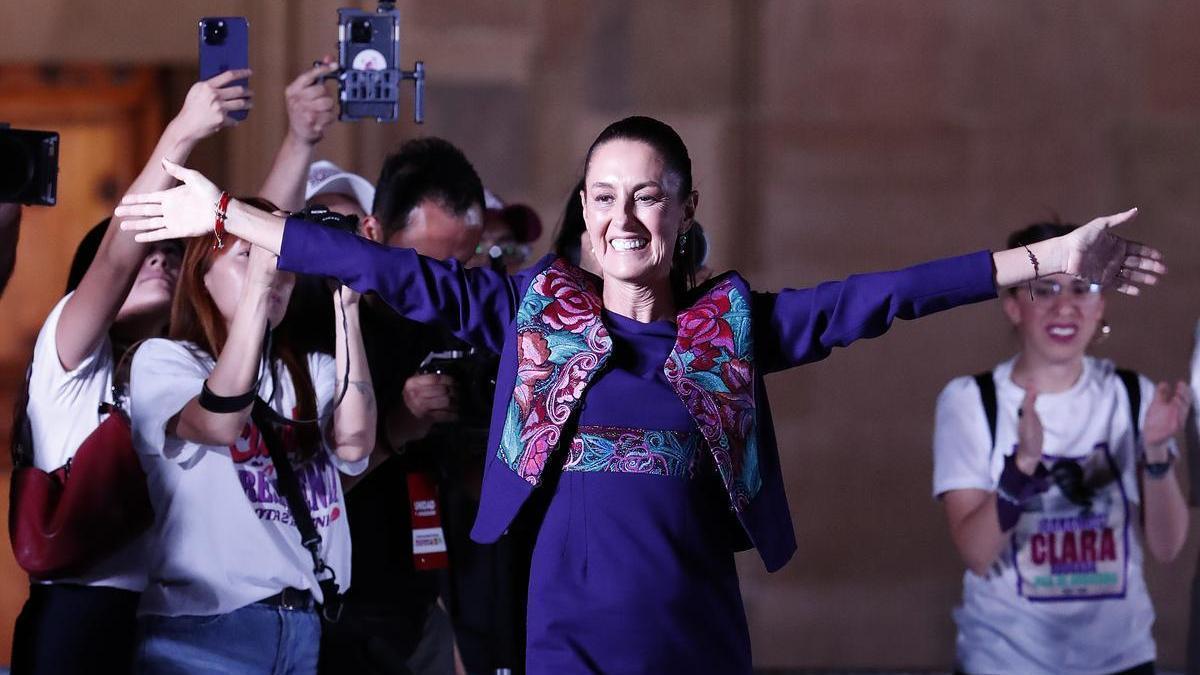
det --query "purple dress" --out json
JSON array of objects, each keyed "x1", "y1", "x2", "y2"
[
  {"x1": 276, "y1": 217, "x2": 998, "y2": 674},
  {"x1": 526, "y1": 310, "x2": 751, "y2": 673}
]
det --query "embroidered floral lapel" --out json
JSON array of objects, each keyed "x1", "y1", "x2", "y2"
[
  {"x1": 665, "y1": 276, "x2": 762, "y2": 510},
  {"x1": 498, "y1": 259, "x2": 612, "y2": 485},
  {"x1": 498, "y1": 261, "x2": 762, "y2": 511}
]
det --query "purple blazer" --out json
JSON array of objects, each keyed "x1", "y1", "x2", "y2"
[{"x1": 278, "y1": 217, "x2": 997, "y2": 572}]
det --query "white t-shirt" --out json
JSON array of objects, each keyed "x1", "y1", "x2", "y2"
[
  {"x1": 25, "y1": 292, "x2": 145, "y2": 591},
  {"x1": 933, "y1": 356, "x2": 1162, "y2": 675},
  {"x1": 130, "y1": 338, "x2": 368, "y2": 617}
]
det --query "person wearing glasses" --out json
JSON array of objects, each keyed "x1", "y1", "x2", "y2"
[{"x1": 933, "y1": 221, "x2": 1192, "y2": 675}]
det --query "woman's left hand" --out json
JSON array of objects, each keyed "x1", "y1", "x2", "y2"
[
  {"x1": 1142, "y1": 381, "x2": 1193, "y2": 456},
  {"x1": 116, "y1": 159, "x2": 223, "y2": 242},
  {"x1": 1060, "y1": 208, "x2": 1167, "y2": 295}
]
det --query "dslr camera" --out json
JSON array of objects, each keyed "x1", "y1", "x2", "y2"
[
  {"x1": 0, "y1": 124, "x2": 59, "y2": 205},
  {"x1": 417, "y1": 348, "x2": 499, "y2": 427},
  {"x1": 296, "y1": 204, "x2": 360, "y2": 234}
]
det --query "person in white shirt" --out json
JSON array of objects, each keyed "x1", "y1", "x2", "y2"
[
  {"x1": 129, "y1": 204, "x2": 375, "y2": 674},
  {"x1": 933, "y1": 221, "x2": 1192, "y2": 675},
  {"x1": 9, "y1": 71, "x2": 251, "y2": 675}
]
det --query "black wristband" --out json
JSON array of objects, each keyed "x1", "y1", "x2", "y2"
[{"x1": 198, "y1": 380, "x2": 257, "y2": 413}]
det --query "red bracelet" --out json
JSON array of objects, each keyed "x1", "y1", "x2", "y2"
[{"x1": 213, "y1": 191, "x2": 232, "y2": 250}]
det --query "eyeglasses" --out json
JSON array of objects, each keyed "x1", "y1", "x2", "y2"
[{"x1": 1027, "y1": 280, "x2": 1103, "y2": 304}]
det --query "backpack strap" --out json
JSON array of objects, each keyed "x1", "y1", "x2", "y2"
[
  {"x1": 974, "y1": 371, "x2": 998, "y2": 456},
  {"x1": 1115, "y1": 368, "x2": 1141, "y2": 441}
]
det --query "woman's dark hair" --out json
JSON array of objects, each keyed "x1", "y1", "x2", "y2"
[
  {"x1": 582, "y1": 115, "x2": 704, "y2": 297},
  {"x1": 65, "y1": 219, "x2": 110, "y2": 294},
  {"x1": 552, "y1": 178, "x2": 586, "y2": 266},
  {"x1": 371, "y1": 137, "x2": 485, "y2": 238}
]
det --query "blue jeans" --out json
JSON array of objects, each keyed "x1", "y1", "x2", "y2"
[{"x1": 136, "y1": 603, "x2": 321, "y2": 674}]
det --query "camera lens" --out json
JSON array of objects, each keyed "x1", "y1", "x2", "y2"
[
  {"x1": 202, "y1": 20, "x2": 227, "y2": 46},
  {"x1": 350, "y1": 19, "x2": 373, "y2": 44}
]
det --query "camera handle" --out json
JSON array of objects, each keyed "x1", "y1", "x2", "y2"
[{"x1": 400, "y1": 61, "x2": 425, "y2": 124}]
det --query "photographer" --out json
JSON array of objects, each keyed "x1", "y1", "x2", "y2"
[
  {"x1": 0, "y1": 202, "x2": 19, "y2": 297},
  {"x1": 313, "y1": 138, "x2": 491, "y2": 675}
]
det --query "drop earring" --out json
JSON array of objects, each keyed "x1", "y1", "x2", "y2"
[{"x1": 1094, "y1": 319, "x2": 1112, "y2": 344}]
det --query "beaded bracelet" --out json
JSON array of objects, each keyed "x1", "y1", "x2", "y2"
[{"x1": 212, "y1": 191, "x2": 232, "y2": 250}]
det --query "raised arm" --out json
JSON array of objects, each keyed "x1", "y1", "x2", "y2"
[
  {"x1": 171, "y1": 245, "x2": 277, "y2": 447},
  {"x1": 326, "y1": 284, "x2": 375, "y2": 464},
  {"x1": 257, "y1": 60, "x2": 339, "y2": 211},
  {"x1": 754, "y1": 209, "x2": 1164, "y2": 373},
  {"x1": 117, "y1": 163, "x2": 526, "y2": 353},
  {"x1": 1138, "y1": 380, "x2": 1191, "y2": 562},
  {"x1": 58, "y1": 71, "x2": 252, "y2": 370}
]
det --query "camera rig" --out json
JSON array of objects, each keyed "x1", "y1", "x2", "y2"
[{"x1": 331, "y1": 0, "x2": 425, "y2": 124}]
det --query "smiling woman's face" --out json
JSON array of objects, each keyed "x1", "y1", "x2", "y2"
[{"x1": 581, "y1": 138, "x2": 694, "y2": 288}]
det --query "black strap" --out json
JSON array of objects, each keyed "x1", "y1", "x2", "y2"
[
  {"x1": 1115, "y1": 368, "x2": 1141, "y2": 441},
  {"x1": 250, "y1": 399, "x2": 342, "y2": 622},
  {"x1": 976, "y1": 367, "x2": 1142, "y2": 449},
  {"x1": 974, "y1": 371, "x2": 998, "y2": 456}
]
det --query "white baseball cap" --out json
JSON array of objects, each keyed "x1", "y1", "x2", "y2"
[{"x1": 305, "y1": 160, "x2": 376, "y2": 215}]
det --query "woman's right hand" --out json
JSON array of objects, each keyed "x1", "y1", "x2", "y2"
[
  {"x1": 1015, "y1": 387, "x2": 1043, "y2": 475},
  {"x1": 170, "y1": 70, "x2": 254, "y2": 142},
  {"x1": 116, "y1": 159, "x2": 223, "y2": 242}
]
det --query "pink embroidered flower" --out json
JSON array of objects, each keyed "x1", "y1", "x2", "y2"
[
  {"x1": 514, "y1": 331, "x2": 553, "y2": 415},
  {"x1": 677, "y1": 292, "x2": 735, "y2": 371},
  {"x1": 534, "y1": 272, "x2": 601, "y2": 333}
]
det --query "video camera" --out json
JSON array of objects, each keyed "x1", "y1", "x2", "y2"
[
  {"x1": 334, "y1": 1, "x2": 425, "y2": 123},
  {"x1": 0, "y1": 124, "x2": 59, "y2": 205}
]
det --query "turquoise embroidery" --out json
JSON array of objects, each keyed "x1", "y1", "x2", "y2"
[
  {"x1": 665, "y1": 278, "x2": 761, "y2": 509},
  {"x1": 564, "y1": 426, "x2": 700, "y2": 477},
  {"x1": 498, "y1": 260, "x2": 611, "y2": 485}
]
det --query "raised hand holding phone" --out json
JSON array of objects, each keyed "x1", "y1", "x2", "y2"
[{"x1": 198, "y1": 16, "x2": 251, "y2": 122}]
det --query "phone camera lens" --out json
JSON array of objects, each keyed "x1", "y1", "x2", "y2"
[
  {"x1": 350, "y1": 19, "x2": 373, "y2": 44},
  {"x1": 203, "y1": 20, "x2": 228, "y2": 46}
]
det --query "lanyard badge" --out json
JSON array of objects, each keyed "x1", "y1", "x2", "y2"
[{"x1": 407, "y1": 471, "x2": 448, "y2": 570}]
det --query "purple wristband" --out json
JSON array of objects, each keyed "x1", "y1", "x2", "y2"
[{"x1": 995, "y1": 451, "x2": 1049, "y2": 532}]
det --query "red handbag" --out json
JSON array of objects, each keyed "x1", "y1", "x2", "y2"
[{"x1": 8, "y1": 403, "x2": 154, "y2": 579}]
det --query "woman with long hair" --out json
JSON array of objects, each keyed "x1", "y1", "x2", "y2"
[
  {"x1": 933, "y1": 222, "x2": 1191, "y2": 675},
  {"x1": 115, "y1": 116, "x2": 1166, "y2": 673},
  {"x1": 9, "y1": 71, "x2": 250, "y2": 675},
  {"x1": 128, "y1": 210, "x2": 375, "y2": 673}
]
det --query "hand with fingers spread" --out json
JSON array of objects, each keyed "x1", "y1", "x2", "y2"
[
  {"x1": 285, "y1": 58, "x2": 338, "y2": 145},
  {"x1": 117, "y1": 158, "x2": 222, "y2": 243},
  {"x1": 1014, "y1": 387, "x2": 1044, "y2": 475},
  {"x1": 170, "y1": 70, "x2": 254, "y2": 142},
  {"x1": 1143, "y1": 381, "x2": 1194, "y2": 461},
  {"x1": 1060, "y1": 208, "x2": 1166, "y2": 296}
]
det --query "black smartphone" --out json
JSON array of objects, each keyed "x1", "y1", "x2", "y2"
[
  {"x1": 0, "y1": 125, "x2": 59, "y2": 206},
  {"x1": 337, "y1": 8, "x2": 401, "y2": 122},
  {"x1": 198, "y1": 16, "x2": 250, "y2": 122}
]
